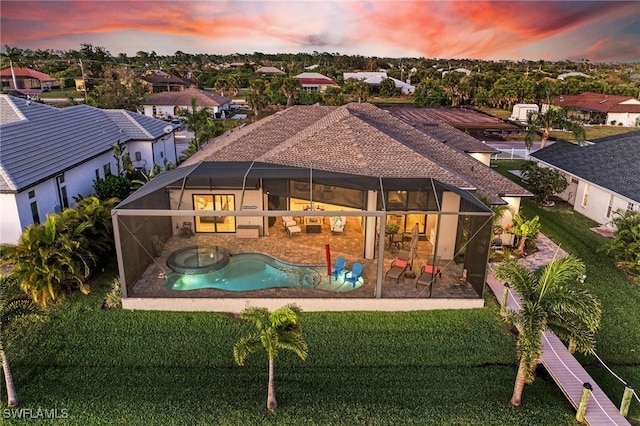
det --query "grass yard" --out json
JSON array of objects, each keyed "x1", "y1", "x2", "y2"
[
  {"x1": 493, "y1": 160, "x2": 640, "y2": 425},
  {"x1": 3, "y1": 267, "x2": 582, "y2": 425}
]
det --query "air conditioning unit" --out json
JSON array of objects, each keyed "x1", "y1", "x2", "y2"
[{"x1": 135, "y1": 151, "x2": 142, "y2": 161}]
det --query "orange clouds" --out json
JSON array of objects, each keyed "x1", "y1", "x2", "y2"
[{"x1": 1, "y1": 0, "x2": 638, "y2": 61}]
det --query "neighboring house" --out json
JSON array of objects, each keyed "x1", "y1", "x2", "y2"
[
  {"x1": 141, "y1": 87, "x2": 231, "y2": 120},
  {"x1": 112, "y1": 102, "x2": 531, "y2": 310},
  {"x1": 509, "y1": 104, "x2": 539, "y2": 123},
  {"x1": 557, "y1": 72, "x2": 590, "y2": 81},
  {"x1": 386, "y1": 106, "x2": 520, "y2": 147},
  {"x1": 140, "y1": 70, "x2": 190, "y2": 93},
  {"x1": 442, "y1": 68, "x2": 472, "y2": 77},
  {"x1": 531, "y1": 131, "x2": 640, "y2": 229},
  {"x1": 343, "y1": 72, "x2": 415, "y2": 95},
  {"x1": 294, "y1": 72, "x2": 339, "y2": 92},
  {"x1": 543, "y1": 92, "x2": 640, "y2": 127},
  {"x1": 255, "y1": 66, "x2": 285, "y2": 75},
  {"x1": 0, "y1": 94, "x2": 177, "y2": 245},
  {"x1": 0, "y1": 67, "x2": 56, "y2": 91}
]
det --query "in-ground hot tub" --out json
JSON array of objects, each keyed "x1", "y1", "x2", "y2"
[{"x1": 166, "y1": 245, "x2": 231, "y2": 274}]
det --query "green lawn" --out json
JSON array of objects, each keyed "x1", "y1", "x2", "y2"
[
  {"x1": 4, "y1": 270, "x2": 581, "y2": 425},
  {"x1": 2, "y1": 160, "x2": 637, "y2": 424},
  {"x1": 493, "y1": 160, "x2": 640, "y2": 424}
]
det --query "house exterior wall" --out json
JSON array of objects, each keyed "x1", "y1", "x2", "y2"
[
  {"x1": 573, "y1": 180, "x2": 630, "y2": 226},
  {"x1": 607, "y1": 112, "x2": 640, "y2": 127},
  {"x1": 468, "y1": 153, "x2": 491, "y2": 166},
  {"x1": 143, "y1": 103, "x2": 230, "y2": 119},
  {"x1": 0, "y1": 194, "x2": 22, "y2": 244}
]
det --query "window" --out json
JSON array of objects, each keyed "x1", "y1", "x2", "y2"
[
  {"x1": 194, "y1": 194, "x2": 236, "y2": 233},
  {"x1": 571, "y1": 177, "x2": 578, "y2": 184},
  {"x1": 581, "y1": 184, "x2": 589, "y2": 207},
  {"x1": 56, "y1": 174, "x2": 69, "y2": 209},
  {"x1": 30, "y1": 201, "x2": 40, "y2": 224},
  {"x1": 606, "y1": 195, "x2": 614, "y2": 218},
  {"x1": 95, "y1": 169, "x2": 100, "y2": 180},
  {"x1": 628, "y1": 202, "x2": 636, "y2": 212},
  {"x1": 28, "y1": 190, "x2": 35, "y2": 199},
  {"x1": 103, "y1": 163, "x2": 112, "y2": 177}
]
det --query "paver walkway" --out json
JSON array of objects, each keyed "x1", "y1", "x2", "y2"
[{"x1": 487, "y1": 234, "x2": 630, "y2": 425}]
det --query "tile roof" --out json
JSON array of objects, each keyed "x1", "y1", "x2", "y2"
[
  {"x1": 140, "y1": 73, "x2": 189, "y2": 86},
  {"x1": 142, "y1": 88, "x2": 231, "y2": 107},
  {"x1": 0, "y1": 67, "x2": 55, "y2": 81},
  {"x1": 531, "y1": 131, "x2": 640, "y2": 203},
  {"x1": 0, "y1": 95, "x2": 169, "y2": 192},
  {"x1": 295, "y1": 72, "x2": 338, "y2": 86},
  {"x1": 256, "y1": 66, "x2": 285, "y2": 74},
  {"x1": 544, "y1": 92, "x2": 640, "y2": 113},
  {"x1": 183, "y1": 103, "x2": 530, "y2": 204}
]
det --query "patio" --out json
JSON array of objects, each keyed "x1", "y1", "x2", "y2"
[{"x1": 129, "y1": 215, "x2": 480, "y2": 300}]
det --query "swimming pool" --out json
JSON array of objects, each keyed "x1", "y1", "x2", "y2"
[{"x1": 164, "y1": 252, "x2": 363, "y2": 292}]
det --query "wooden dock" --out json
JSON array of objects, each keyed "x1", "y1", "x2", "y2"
[{"x1": 487, "y1": 275, "x2": 630, "y2": 425}]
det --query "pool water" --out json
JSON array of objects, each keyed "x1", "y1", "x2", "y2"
[{"x1": 164, "y1": 252, "x2": 363, "y2": 292}]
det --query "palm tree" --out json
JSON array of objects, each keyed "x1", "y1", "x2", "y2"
[
  {"x1": 1, "y1": 45, "x2": 24, "y2": 90},
  {"x1": 525, "y1": 106, "x2": 586, "y2": 150},
  {"x1": 494, "y1": 256, "x2": 601, "y2": 407},
  {"x1": 233, "y1": 304, "x2": 308, "y2": 410},
  {"x1": 0, "y1": 275, "x2": 39, "y2": 406},
  {"x1": 179, "y1": 97, "x2": 215, "y2": 151},
  {"x1": 280, "y1": 77, "x2": 301, "y2": 108}
]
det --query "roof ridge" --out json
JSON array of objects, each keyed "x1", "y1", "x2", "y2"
[{"x1": 255, "y1": 105, "x2": 342, "y2": 162}]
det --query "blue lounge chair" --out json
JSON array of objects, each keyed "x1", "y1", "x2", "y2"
[
  {"x1": 332, "y1": 256, "x2": 346, "y2": 279},
  {"x1": 344, "y1": 262, "x2": 363, "y2": 287}
]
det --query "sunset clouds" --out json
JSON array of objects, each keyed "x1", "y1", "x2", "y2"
[{"x1": 1, "y1": 1, "x2": 639, "y2": 62}]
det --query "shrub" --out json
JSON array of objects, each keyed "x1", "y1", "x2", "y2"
[
  {"x1": 520, "y1": 161, "x2": 568, "y2": 206},
  {"x1": 93, "y1": 175, "x2": 130, "y2": 201},
  {"x1": 600, "y1": 209, "x2": 640, "y2": 279}
]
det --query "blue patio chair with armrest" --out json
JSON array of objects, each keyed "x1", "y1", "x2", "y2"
[
  {"x1": 332, "y1": 256, "x2": 346, "y2": 279},
  {"x1": 344, "y1": 262, "x2": 363, "y2": 287}
]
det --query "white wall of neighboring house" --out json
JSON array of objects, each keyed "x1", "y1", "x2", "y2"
[
  {"x1": 143, "y1": 103, "x2": 230, "y2": 118},
  {"x1": 607, "y1": 111, "x2": 640, "y2": 127},
  {"x1": 127, "y1": 136, "x2": 177, "y2": 172},
  {"x1": 0, "y1": 194, "x2": 22, "y2": 244},
  {"x1": 573, "y1": 180, "x2": 632, "y2": 227}
]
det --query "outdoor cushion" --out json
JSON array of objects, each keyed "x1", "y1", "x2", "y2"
[{"x1": 394, "y1": 259, "x2": 408, "y2": 268}]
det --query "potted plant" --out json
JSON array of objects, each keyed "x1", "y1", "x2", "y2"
[{"x1": 386, "y1": 224, "x2": 400, "y2": 235}]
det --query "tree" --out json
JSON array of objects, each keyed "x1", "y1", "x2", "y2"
[
  {"x1": 280, "y1": 77, "x2": 302, "y2": 108},
  {"x1": 344, "y1": 78, "x2": 369, "y2": 103},
  {"x1": 413, "y1": 80, "x2": 448, "y2": 106},
  {"x1": 89, "y1": 66, "x2": 146, "y2": 111},
  {"x1": 0, "y1": 215, "x2": 92, "y2": 307},
  {"x1": 1, "y1": 45, "x2": 24, "y2": 90},
  {"x1": 93, "y1": 174, "x2": 131, "y2": 201},
  {"x1": 0, "y1": 275, "x2": 39, "y2": 406},
  {"x1": 510, "y1": 214, "x2": 541, "y2": 255},
  {"x1": 378, "y1": 77, "x2": 396, "y2": 97},
  {"x1": 601, "y1": 209, "x2": 640, "y2": 278},
  {"x1": 246, "y1": 79, "x2": 268, "y2": 119},
  {"x1": 322, "y1": 86, "x2": 344, "y2": 106},
  {"x1": 525, "y1": 107, "x2": 586, "y2": 149},
  {"x1": 495, "y1": 256, "x2": 601, "y2": 406},
  {"x1": 233, "y1": 304, "x2": 308, "y2": 410},
  {"x1": 520, "y1": 161, "x2": 569, "y2": 206},
  {"x1": 179, "y1": 97, "x2": 219, "y2": 151}
]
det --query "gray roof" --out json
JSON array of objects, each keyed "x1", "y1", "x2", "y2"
[
  {"x1": 0, "y1": 95, "x2": 170, "y2": 192},
  {"x1": 184, "y1": 103, "x2": 530, "y2": 204},
  {"x1": 531, "y1": 131, "x2": 640, "y2": 203}
]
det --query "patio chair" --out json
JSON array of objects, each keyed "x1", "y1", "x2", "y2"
[
  {"x1": 417, "y1": 255, "x2": 441, "y2": 288},
  {"x1": 332, "y1": 256, "x2": 346, "y2": 279},
  {"x1": 385, "y1": 250, "x2": 410, "y2": 283},
  {"x1": 344, "y1": 262, "x2": 363, "y2": 287},
  {"x1": 331, "y1": 216, "x2": 346, "y2": 234}
]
